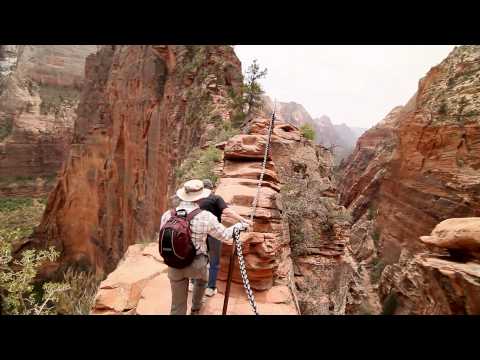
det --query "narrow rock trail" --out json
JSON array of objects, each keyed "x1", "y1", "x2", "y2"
[
  {"x1": 91, "y1": 118, "x2": 301, "y2": 315},
  {"x1": 91, "y1": 243, "x2": 297, "y2": 315}
]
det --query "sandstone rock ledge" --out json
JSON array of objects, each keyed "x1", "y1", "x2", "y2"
[{"x1": 90, "y1": 243, "x2": 298, "y2": 315}]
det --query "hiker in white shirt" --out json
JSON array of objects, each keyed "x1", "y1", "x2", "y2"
[{"x1": 160, "y1": 179, "x2": 249, "y2": 315}]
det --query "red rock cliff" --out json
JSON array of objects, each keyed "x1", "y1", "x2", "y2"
[
  {"x1": 0, "y1": 45, "x2": 96, "y2": 196},
  {"x1": 25, "y1": 45, "x2": 242, "y2": 277},
  {"x1": 339, "y1": 45, "x2": 480, "y2": 314}
]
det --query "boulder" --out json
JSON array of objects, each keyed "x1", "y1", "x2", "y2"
[
  {"x1": 420, "y1": 217, "x2": 480, "y2": 251},
  {"x1": 91, "y1": 243, "x2": 167, "y2": 314},
  {"x1": 224, "y1": 134, "x2": 270, "y2": 160}
]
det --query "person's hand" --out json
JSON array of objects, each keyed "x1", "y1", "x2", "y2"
[
  {"x1": 234, "y1": 222, "x2": 249, "y2": 233},
  {"x1": 241, "y1": 218, "x2": 253, "y2": 226}
]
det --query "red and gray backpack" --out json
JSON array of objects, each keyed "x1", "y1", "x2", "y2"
[{"x1": 159, "y1": 208, "x2": 203, "y2": 269}]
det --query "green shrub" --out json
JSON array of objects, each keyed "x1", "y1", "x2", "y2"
[
  {"x1": 175, "y1": 145, "x2": 222, "y2": 186},
  {"x1": 370, "y1": 257, "x2": 386, "y2": 284},
  {"x1": 207, "y1": 121, "x2": 240, "y2": 144},
  {"x1": 281, "y1": 173, "x2": 349, "y2": 255},
  {"x1": 372, "y1": 228, "x2": 381, "y2": 246},
  {"x1": 38, "y1": 84, "x2": 81, "y2": 116},
  {"x1": 0, "y1": 197, "x2": 34, "y2": 212},
  {"x1": 0, "y1": 231, "x2": 69, "y2": 315},
  {"x1": 0, "y1": 117, "x2": 13, "y2": 141},
  {"x1": 367, "y1": 205, "x2": 376, "y2": 220},
  {"x1": 0, "y1": 197, "x2": 45, "y2": 239},
  {"x1": 300, "y1": 123, "x2": 315, "y2": 140},
  {"x1": 56, "y1": 268, "x2": 101, "y2": 315}
]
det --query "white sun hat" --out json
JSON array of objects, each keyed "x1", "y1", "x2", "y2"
[{"x1": 176, "y1": 179, "x2": 212, "y2": 202}]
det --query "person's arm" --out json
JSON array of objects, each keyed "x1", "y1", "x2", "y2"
[
  {"x1": 160, "y1": 211, "x2": 170, "y2": 229},
  {"x1": 223, "y1": 207, "x2": 253, "y2": 226},
  {"x1": 157, "y1": 211, "x2": 171, "y2": 242},
  {"x1": 216, "y1": 194, "x2": 253, "y2": 225},
  {"x1": 206, "y1": 212, "x2": 248, "y2": 245}
]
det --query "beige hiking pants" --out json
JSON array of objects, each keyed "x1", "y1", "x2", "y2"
[{"x1": 167, "y1": 254, "x2": 209, "y2": 315}]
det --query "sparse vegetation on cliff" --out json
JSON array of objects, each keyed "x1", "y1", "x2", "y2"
[
  {"x1": 0, "y1": 116, "x2": 13, "y2": 141},
  {"x1": 370, "y1": 257, "x2": 386, "y2": 284},
  {"x1": 229, "y1": 59, "x2": 268, "y2": 128},
  {"x1": 0, "y1": 197, "x2": 46, "y2": 238},
  {"x1": 175, "y1": 145, "x2": 222, "y2": 186},
  {"x1": 38, "y1": 84, "x2": 81, "y2": 116},
  {"x1": 300, "y1": 123, "x2": 316, "y2": 140},
  {"x1": 56, "y1": 268, "x2": 100, "y2": 315},
  {"x1": 0, "y1": 197, "x2": 101, "y2": 315},
  {"x1": 281, "y1": 170, "x2": 350, "y2": 256},
  {"x1": 0, "y1": 234, "x2": 69, "y2": 315}
]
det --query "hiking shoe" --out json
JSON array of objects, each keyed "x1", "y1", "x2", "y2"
[
  {"x1": 205, "y1": 288, "x2": 217, "y2": 297},
  {"x1": 188, "y1": 282, "x2": 193, "y2": 292}
]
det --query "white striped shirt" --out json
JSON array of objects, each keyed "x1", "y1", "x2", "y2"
[{"x1": 160, "y1": 201, "x2": 235, "y2": 256}]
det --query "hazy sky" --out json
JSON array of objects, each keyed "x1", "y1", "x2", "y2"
[{"x1": 234, "y1": 45, "x2": 456, "y2": 129}]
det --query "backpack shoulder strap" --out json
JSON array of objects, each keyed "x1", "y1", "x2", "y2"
[{"x1": 186, "y1": 208, "x2": 203, "y2": 222}]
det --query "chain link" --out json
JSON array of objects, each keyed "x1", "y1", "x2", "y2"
[
  {"x1": 232, "y1": 107, "x2": 276, "y2": 315},
  {"x1": 232, "y1": 227, "x2": 259, "y2": 315}
]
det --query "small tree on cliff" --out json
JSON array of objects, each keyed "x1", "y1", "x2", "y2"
[
  {"x1": 244, "y1": 59, "x2": 268, "y2": 118},
  {"x1": 230, "y1": 59, "x2": 268, "y2": 128},
  {"x1": 300, "y1": 123, "x2": 315, "y2": 141}
]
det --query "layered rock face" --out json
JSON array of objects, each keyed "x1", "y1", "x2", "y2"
[
  {"x1": 215, "y1": 118, "x2": 299, "y2": 291},
  {"x1": 261, "y1": 119, "x2": 358, "y2": 314},
  {"x1": 25, "y1": 45, "x2": 243, "y2": 278},
  {"x1": 339, "y1": 45, "x2": 480, "y2": 314},
  {"x1": 0, "y1": 45, "x2": 96, "y2": 196}
]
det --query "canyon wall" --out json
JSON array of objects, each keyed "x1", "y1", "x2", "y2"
[
  {"x1": 0, "y1": 45, "x2": 96, "y2": 196},
  {"x1": 339, "y1": 45, "x2": 480, "y2": 314},
  {"x1": 22, "y1": 45, "x2": 242, "y2": 278}
]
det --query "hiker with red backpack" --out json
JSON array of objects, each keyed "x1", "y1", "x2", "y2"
[
  {"x1": 188, "y1": 179, "x2": 253, "y2": 297},
  {"x1": 159, "y1": 179, "x2": 250, "y2": 315}
]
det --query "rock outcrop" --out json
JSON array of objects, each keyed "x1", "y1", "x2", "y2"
[
  {"x1": 379, "y1": 218, "x2": 480, "y2": 315},
  {"x1": 24, "y1": 46, "x2": 243, "y2": 278},
  {"x1": 339, "y1": 45, "x2": 480, "y2": 314},
  {"x1": 420, "y1": 217, "x2": 480, "y2": 254},
  {"x1": 0, "y1": 45, "x2": 97, "y2": 196},
  {"x1": 215, "y1": 118, "x2": 297, "y2": 291}
]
